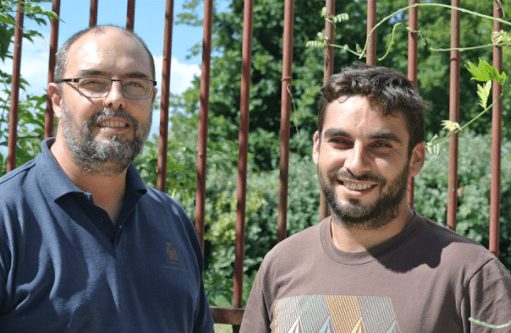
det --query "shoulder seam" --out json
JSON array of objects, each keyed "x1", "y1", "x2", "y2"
[
  {"x1": 458, "y1": 256, "x2": 495, "y2": 318},
  {"x1": 0, "y1": 160, "x2": 36, "y2": 185}
]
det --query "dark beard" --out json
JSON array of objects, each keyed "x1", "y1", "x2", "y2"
[
  {"x1": 319, "y1": 163, "x2": 410, "y2": 230},
  {"x1": 61, "y1": 104, "x2": 151, "y2": 175}
]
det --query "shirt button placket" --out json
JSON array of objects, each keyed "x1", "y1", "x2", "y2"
[{"x1": 115, "y1": 225, "x2": 126, "y2": 253}]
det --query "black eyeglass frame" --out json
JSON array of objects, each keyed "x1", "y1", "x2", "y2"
[{"x1": 55, "y1": 77, "x2": 158, "y2": 100}]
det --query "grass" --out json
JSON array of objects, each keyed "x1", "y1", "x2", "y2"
[{"x1": 214, "y1": 324, "x2": 233, "y2": 333}]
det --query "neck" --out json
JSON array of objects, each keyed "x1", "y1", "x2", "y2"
[
  {"x1": 50, "y1": 137, "x2": 127, "y2": 225},
  {"x1": 330, "y1": 205, "x2": 413, "y2": 252}
]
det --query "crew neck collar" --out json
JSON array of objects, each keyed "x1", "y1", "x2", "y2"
[{"x1": 321, "y1": 212, "x2": 423, "y2": 265}]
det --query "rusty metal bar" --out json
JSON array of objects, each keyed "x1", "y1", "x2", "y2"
[
  {"x1": 323, "y1": 0, "x2": 335, "y2": 81},
  {"x1": 89, "y1": 0, "x2": 98, "y2": 27},
  {"x1": 446, "y1": 0, "x2": 461, "y2": 231},
  {"x1": 232, "y1": 0, "x2": 254, "y2": 320},
  {"x1": 407, "y1": 0, "x2": 418, "y2": 209},
  {"x1": 45, "y1": 0, "x2": 60, "y2": 139},
  {"x1": 366, "y1": 0, "x2": 377, "y2": 65},
  {"x1": 126, "y1": 0, "x2": 136, "y2": 31},
  {"x1": 320, "y1": 0, "x2": 335, "y2": 221},
  {"x1": 277, "y1": 0, "x2": 295, "y2": 243},
  {"x1": 210, "y1": 306, "x2": 245, "y2": 325},
  {"x1": 489, "y1": 0, "x2": 503, "y2": 257},
  {"x1": 156, "y1": 0, "x2": 174, "y2": 193},
  {"x1": 6, "y1": 1, "x2": 25, "y2": 173},
  {"x1": 194, "y1": 0, "x2": 214, "y2": 251}
]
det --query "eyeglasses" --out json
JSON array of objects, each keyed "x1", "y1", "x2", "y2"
[{"x1": 55, "y1": 77, "x2": 157, "y2": 99}]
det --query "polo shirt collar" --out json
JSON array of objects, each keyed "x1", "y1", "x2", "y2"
[
  {"x1": 125, "y1": 164, "x2": 147, "y2": 196},
  {"x1": 37, "y1": 138, "x2": 147, "y2": 202},
  {"x1": 37, "y1": 138, "x2": 83, "y2": 202}
]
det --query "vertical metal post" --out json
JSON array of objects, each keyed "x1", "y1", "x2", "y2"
[
  {"x1": 126, "y1": 0, "x2": 136, "y2": 31},
  {"x1": 277, "y1": 0, "x2": 294, "y2": 243},
  {"x1": 6, "y1": 1, "x2": 25, "y2": 173},
  {"x1": 407, "y1": 0, "x2": 418, "y2": 209},
  {"x1": 89, "y1": 0, "x2": 98, "y2": 27},
  {"x1": 320, "y1": 0, "x2": 335, "y2": 221},
  {"x1": 232, "y1": 0, "x2": 254, "y2": 325},
  {"x1": 157, "y1": 0, "x2": 174, "y2": 193},
  {"x1": 366, "y1": 0, "x2": 377, "y2": 65},
  {"x1": 489, "y1": 0, "x2": 503, "y2": 257},
  {"x1": 323, "y1": 0, "x2": 335, "y2": 80},
  {"x1": 447, "y1": 0, "x2": 461, "y2": 231},
  {"x1": 45, "y1": 0, "x2": 60, "y2": 139},
  {"x1": 195, "y1": 0, "x2": 214, "y2": 251}
]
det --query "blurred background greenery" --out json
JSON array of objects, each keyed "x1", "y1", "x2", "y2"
[{"x1": 0, "y1": 0, "x2": 509, "y2": 313}]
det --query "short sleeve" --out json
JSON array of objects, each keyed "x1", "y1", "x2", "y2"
[
  {"x1": 461, "y1": 257, "x2": 511, "y2": 333},
  {"x1": 240, "y1": 258, "x2": 272, "y2": 333}
]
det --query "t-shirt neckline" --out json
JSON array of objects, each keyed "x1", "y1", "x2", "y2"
[{"x1": 320, "y1": 212, "x2": 423, "y2": 265}]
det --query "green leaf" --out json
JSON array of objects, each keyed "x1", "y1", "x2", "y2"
[
  {"x1": 466, "y1": 59, "x2": 506, "y2": 85},
  {"x1": 441, "y1": 120, "x2": 462, "y2": 132},
  {"x1": 476, "y1": 81, "x2": 492, "y2": 109},
  {"x1": 0, "y1": 13, "x2": 16, "y2": 25},
  {"x1": 501, "y1": 71, "x2": 507, "y2": 84},
  {"x1": 333, "y1": 13, "x2": 349, "y2": 23}
]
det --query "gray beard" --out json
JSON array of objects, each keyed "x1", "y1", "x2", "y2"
[
  {"x1": 319, "y1": 163, "x2": 409, "y2": 230},
  {"x1": 60, "y1": 104, "x2": 151, "y2": 175}
]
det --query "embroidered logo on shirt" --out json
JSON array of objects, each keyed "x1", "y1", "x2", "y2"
[
  {"x1": 163, "y1": 242, "x2": 188, "y2": 272},
  {"x1": 166, "y1": 242, "x2": 179, "y2": 261},
  {"x1": 274, "y1": 295, "x2": 400, "y2": 333}
]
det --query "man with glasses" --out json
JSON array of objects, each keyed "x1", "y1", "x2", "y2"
[{"x1": 0, "y1": 25, "x2": 214, "y2": 332}]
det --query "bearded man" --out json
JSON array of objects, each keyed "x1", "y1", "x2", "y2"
[
  {"x1": 240, "y1": 65, "x2": 511, "y2": 333},
  {"x1": 0, "y1": 25, "x2": 213, "y2": 332}
]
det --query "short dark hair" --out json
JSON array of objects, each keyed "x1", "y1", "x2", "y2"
[
  {"x1": 317, "y1": 64, "x2": 428, "y2": 154},
  {"x1": 53, "y1": 25, "x2": 156, "y2": 83}
]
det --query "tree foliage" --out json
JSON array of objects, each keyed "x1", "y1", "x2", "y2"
[
  {"x1": 0, "y1": 0, "x2": 60, "y2": 174},
  {"x1": 415, "y1": 131, "x2": 511, "y2": 269},
  {"x1": 1, "y1": 0, "x2": 509, "y2": 308},
  {"x1": 372, "y1": 0, "x2": 511, "y2": 138},
  {"x1": 173, "y1": 0, "x2": 376, "y2": 171},
  {"x1": 167, "y1": 0, "x2": 511, "y2": 305}
]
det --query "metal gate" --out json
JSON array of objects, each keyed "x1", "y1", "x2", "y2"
[{"x1": 3, "y1": 0, "x2": 505, "y2": 331}]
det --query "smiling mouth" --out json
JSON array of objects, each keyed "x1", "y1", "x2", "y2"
[
  {"x1": 98, "y1": 121, "x2": 129, "y2": 128},
  {"x1": 341, "y1": 181, "x2": 376, "y2": 191}
]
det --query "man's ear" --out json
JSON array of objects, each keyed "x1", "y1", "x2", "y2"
[
  {"x1": 151, "y1": 87, "x2": 158, "y2": 105},
  {"x1": 48, "y1": 83, "x2": 63, "y2": 119},
  {"x1": 312, "y1": 131, "x2": 320, "y2": 166},
  {"x1": 409, "y1": 141, "x2": 426, "y2": 177}
]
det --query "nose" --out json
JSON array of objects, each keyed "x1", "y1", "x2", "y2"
[
  {"x1": 344, "y1": 142, "x2": 371, "y2": 176},
  {"x1": 103, "y1": 80, "x2": 126, "y2": 110}
]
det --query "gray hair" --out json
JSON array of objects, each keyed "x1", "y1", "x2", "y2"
[{"x1": 53, "y1": 25, "x2": 156, "y2": 83}]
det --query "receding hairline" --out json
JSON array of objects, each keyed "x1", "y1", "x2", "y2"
[
  {"x1": 57, "y1": 25, "x2": 156, "y2": 81},
  {"x1": 70, "y1": 26, "x2": 146, "y2": 49}
]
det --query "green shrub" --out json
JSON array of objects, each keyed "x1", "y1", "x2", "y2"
[{"x1": 415, "y1": 132, "x2": 511, "y2": 269}]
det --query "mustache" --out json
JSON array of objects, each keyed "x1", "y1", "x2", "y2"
[
  {"x1": 328, "y1": 169, "x2": 383, "y2": 183},
  {"x1": 86, "y1": 108, "x2": 139, "y2": 131}
]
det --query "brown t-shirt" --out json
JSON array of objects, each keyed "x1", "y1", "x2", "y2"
[{"x1": 240, "y1": 213, "x2": 511, "y2": 332}]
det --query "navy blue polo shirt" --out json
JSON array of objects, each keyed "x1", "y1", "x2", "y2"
[{"x1": 0, "y1": 138, "x2": 213, "y2": 332}]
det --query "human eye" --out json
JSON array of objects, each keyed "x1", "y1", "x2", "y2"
[
  {"x1": 123, "y1": 79, "x2": 146, "y2": 89},
  {"x1": 329, "y1": 137, "x2": 351, "y2": 148},
  {"x1": 79, "y1": 78, "x2": 109, "y2": 92},
  {"x1": 332, "y1": 138, "x2": 347, "y2": 144},
  {"x1": 371, "y1": 141, "x2": 393, "y2": 154},
  {"x1": 373, "y1": 142, "x2": 391, "y2": 148}
]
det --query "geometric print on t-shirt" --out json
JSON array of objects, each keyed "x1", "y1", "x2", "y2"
[{"x1": 274, "y1": 295, "x2": 400, "y2": 333}]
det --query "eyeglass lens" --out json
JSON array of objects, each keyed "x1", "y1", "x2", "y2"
[{"x1": 78, "y1": 78, "x2": 154, "y2": 99}]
